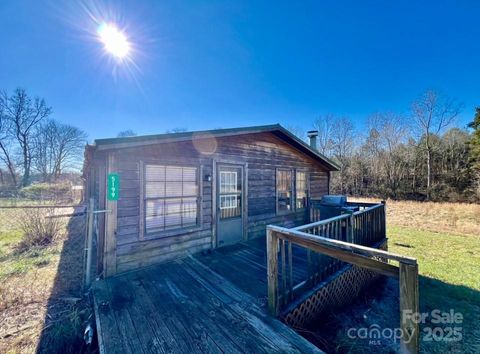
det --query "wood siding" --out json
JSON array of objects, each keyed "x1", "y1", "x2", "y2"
[{"x1": 92, "y1": 132, "x2": 330, "y2": 275}]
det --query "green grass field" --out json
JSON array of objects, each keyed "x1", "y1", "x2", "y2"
[{"x1": 389, "y1": 226, "x2": 480, "y2": 353}]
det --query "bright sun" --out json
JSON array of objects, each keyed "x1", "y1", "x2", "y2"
[{"x1": 97, "y1": 23, "x2": 130, "y2": 59}]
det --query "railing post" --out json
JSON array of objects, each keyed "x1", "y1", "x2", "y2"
[
  {"x1": 266, "y1": 227, "x2": 279, "y2": 316},
  {"x1": 381, "y1": 200, "x2": 387, "y2": 240},
  {"x1": 345, "y1": 210, "x2": 354, "y2": 243},
  {"x1": 399, "y1": 262, "x2": 419, "y2": 354},
  {"x1": 85, "y1": 198, "x2": 95, "y2": 288}
]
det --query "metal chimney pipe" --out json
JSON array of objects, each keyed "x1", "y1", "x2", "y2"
[{"x1": 307, "y1": 130, "x2": 318, "y2": 149}]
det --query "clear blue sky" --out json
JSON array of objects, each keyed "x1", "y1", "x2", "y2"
[{"x1": 0, "y1": 0, "x2": 478, "y2": 141}]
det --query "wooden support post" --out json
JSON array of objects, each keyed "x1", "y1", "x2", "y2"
[
  {"x1": 281, "y1": 239, "x2": 286, "y2": 306},
  {"x1": 85, "y1": 198, "x2": 95, "y2": 287},
  {"x1": 399, "y1": 262, "x2": 419, "y2": 354},
  {"x1": 266, "y1": 227, "x2": 279, "y2": 316},
  {"x1": 307, "y1": 248, "x2": 312, "y2": 286},
  {"x1": 288, "y1": 240, "x2": 293, "y2": 301},
  {"x1": 381, "y1": 200, "x2": 387, "y2": 240},
  {"x1": 243, "y1": 163, "x2": 248, "y2": 241},
  {"x1": 211, "y1": 159, "x2": 217, "y2": 248},
  {"x1": 346, "y1": 210, "x2": 354, "y2": 243},
  {"x1": 104, "y1": 152, "x2": 117, "y2": 277},
  {"x1": 97, "y1": 164, "x2": 106, "y2": 275},
  {"x1": 138, "y1": 160, "x2": 145, "y2": 240}
]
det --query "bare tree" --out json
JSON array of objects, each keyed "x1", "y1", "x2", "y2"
[
  {"x1": 32, "y1": 120, "x2": 54, "y2": 182},
  {"x1": 0, "y1": 104, "x2": 17, "y2": 186},
  {"x1": 33, "y1": 120, "x2": 87, "y2": 181},
  {"x1": 285, "y1": 125, "x2": 307, "y2": 142},
  {"x1": 313, "y1": 114, "x2": 336, "y2": 156},
  {"x1": 328, "y1": 116, "x2": 356, "y2": 194},
  {"x1": 330, "y1": 117, "x2": 355, "y2": 163},
  {"x1": 411, "y1": 90, "x2": 462, "y2": 199},
  {"x1": 117, "y1": 129, "x2": 137, "y2": 137},
  {"x1": 366, "y1": 112, "x2": 409, "y2": 197},
  {"x1": 0, "y1": 89, "x2": 52, "y2": 186},
  {"x1": 165, "y1": 127, "x2": 188, "y2": 134}
]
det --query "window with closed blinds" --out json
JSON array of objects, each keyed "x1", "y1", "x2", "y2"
[
  {"x1": 276, "y1": 169, "x2": 293, "y2": 213},
  {"x1": 296, "y1": 171, "x2": 308, "y2": 209},
  {"x1": 145, "y1": 165, "x2": 199, "y2": 233}
]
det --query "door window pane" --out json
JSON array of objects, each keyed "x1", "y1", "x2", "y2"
[
  {"x1": 220, "y1": 171, "x2": 238, "y2": 193},
  {"x1": 219, "y1": 168, "x2": 242, "y2": 219}
]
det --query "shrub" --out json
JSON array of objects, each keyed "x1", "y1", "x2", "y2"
[{"x1": 17, "y1": 207, "x2": 61, "y2": 252}]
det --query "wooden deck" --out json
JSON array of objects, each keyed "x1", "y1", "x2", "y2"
[{"x1": 93, "y1": 237, "x2": 321, "y2": 353}]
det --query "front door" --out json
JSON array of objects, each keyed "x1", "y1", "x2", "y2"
[{"x1": 217, "y1": 164, "x2": 243, "y2": 247}]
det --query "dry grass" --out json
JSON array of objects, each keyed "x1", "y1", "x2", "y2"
[
  {"x1": 0, "y1": 206, "x2": 90, "y2": 354},
  {"x1": 350, "y1": 197, "x2": 480, "y2": 236}
]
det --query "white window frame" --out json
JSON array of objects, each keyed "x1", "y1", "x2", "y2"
[{"x1": 143, "y1": 163, "x2": 201, "y2": 236}]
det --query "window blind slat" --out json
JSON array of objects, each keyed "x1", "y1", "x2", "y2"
[
  {"x1": 146, "y1": 165, "x2": 165, "y2": 181},
  {"x1": 165, "y1": 182, "x2": 183, "y2": 197},
  {"x1": 146, "y1": 182, "x2": 165, "y2": 198},
  {"x1": 166, "y1": 166, "x2": 183, "y2": 181},
  {"x1": 145, "y1": 164, "x2": 199, "y2": 233},
  {"x1": 146, "y1": 199, "x2": 164, "y2": 215},
  {"x1": 183, "y1": 167, "x2": 197, "y2": 182}
]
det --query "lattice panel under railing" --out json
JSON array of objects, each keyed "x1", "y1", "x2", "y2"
[{"x1": 282, "y1": 240, "x2": 387, "y2": 329}]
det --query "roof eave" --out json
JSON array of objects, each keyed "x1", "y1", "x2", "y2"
[{"x1": 90, "y1": 123, "x2": 340, "y2": 171}]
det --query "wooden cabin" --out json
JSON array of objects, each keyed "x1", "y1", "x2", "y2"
[{"x1": 83, "y1": 124, "x2": 339, "y2": 277}]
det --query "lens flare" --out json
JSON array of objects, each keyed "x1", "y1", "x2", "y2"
[{"x1": 97, "y1": 23, "x2": 130, "y2": 59}]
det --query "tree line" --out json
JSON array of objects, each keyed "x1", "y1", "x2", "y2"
[
  {"x1": 290, "y1": 90, "x2": 479, "y2": 202},
  {"x1": 0, "y1": 88, "x2": 87, "y2": 188}
]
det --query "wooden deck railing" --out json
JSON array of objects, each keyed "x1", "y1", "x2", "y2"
[
  {"x1": 266, "y1": 209, "x2": 419, "y2": 354},
  {"x1": 280, "y1": 203, "x2": 387, "y2": 298},
  {"x1": 302, "y1": 202, "x2": 386, "y2": 245},
  {"x1": 352, "y1": 202, "x2": 386, "y2": 245}
]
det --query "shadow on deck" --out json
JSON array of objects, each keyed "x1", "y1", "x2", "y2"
[{"x1": 93, "y1": 237, "x2": 320, "y2": 353}]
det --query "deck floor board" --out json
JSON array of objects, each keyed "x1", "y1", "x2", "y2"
[{"x1": 93, "y1": 237, "x2": 322, "y2": 353}]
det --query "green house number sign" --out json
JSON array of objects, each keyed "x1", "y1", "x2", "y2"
[{"x1": 107, "y1": 173, "x2": 119, "y2": 201}]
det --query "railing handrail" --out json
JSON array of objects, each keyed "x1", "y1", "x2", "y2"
[
  {"x1": 310, "y1": 199, "x2": 380, "y2": 208},
  {"x1": 292, "y1": 213, "x2": 351, "y2": 231},
  {"x1": 268, "y1": 224, "x2": 417, "y2": 265},
  {"x1": 352, "y1": 203, "x2": 383, "y2": 216},
  {"x1": 298, "y1": 202, "x2": 384, "y2": 232},
  {"x1": 346, "y1": 201, "x2": 380, "y2": 207}
]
